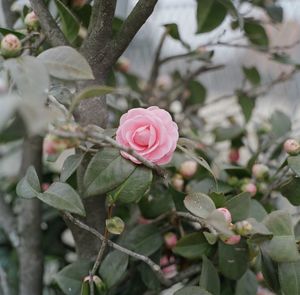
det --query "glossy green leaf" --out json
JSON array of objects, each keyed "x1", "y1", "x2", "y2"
[
  {"x1": 237, "y1": 92, "x2": 256, "y2": 122},
  {"x1": 99, "y1": 251, "x2": 128, "y2": 288},
  {"x1": 214, "y1": 125, "x2": 244, "y2": 142},
  {"x1": 38, "y1": 46, "x2": 94, "y2": 80},
  {"x1": 112, "y1": 166, "x2": 152, "y2": 203},
  {"x1": 287, "y1": 156, "x2": 300, "y2": 177},
  {"x1": 280, "y1": 177, "x2": 300, "y2": 206},
  {"x1": 0, "y1": 28, "x2": 25, "y2": 39},
  {"x1": 184, "y1": 192, "x2": 216, "y2": 218},
  {"x1": 244, "y1": 21, "x2": 269, "y2": 47},
  {"x1": 16, "y1": 166, "x2": 41, "y2": 199},
  {"x1": 84, "y1": 148, "x2": 135, "y2": 197},
  {"x1": 175, "y1": 286, "x2": 212, "y2": 295},
  {"x1": 38, "y1": 182, "x2": 85, "y2": 216},
  {"x1": 279, "y1": 261, "x2": 300, "y2": 295},
  {"x1": 270, "y1": 110, "x2": 291, "y2": 138},
  {"x1": 225, "y1": 192, "x2": 251, "y2": 222},
  {"x1": 56, "y1": 0, "x2": 80, "y2": 42},
  {"x1": 249, "y1": 199, "x2": 267, "y2": 222},
  {"x1": 242, "y1": 66, "x2": 261, "y2": 86},
  {"x1": 200, "y1": 256, "x2": 220, "y2": 295},
  {"x1": 218, "y1": 239, "x2": 248, "y2": 280},
  {"x1": 60, "y1": 153, "x2": 84, "y2": 182},
  {"x1": 266, "y1": 4, "x2": 283, "y2": 23},
  {"x1": 235, "y1": 270, "x2": 258, "y2": 295},
  {"x1": 196, "y1": 0, "x2": 227, "y2": 33},
  {"x1": 164, "y1": 23, "x2": 189, "y2": 49},
  {"x1": 123, "y1": 224, "x2": 163, "y2": 256},
  {"x1": 54, "y1": 261, "x2": 91, "y2": 295},
  {"x1": 187, "y1": 80, "x2": 206, "y2": 105},
  {"x1": 206, "y1": 210, "x2": 234, "y2": 236},
  {"x1": 173, "y1": 233, "x2": 211, "y2": 259}
]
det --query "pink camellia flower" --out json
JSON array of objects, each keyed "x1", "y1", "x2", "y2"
[
  {"x1": 164, "y1": 232, "x2": 178, "y2": 249},
  {"x1": 179, "y1": 160, "x2": 198, "y2": 178},
  {"x1": 116, "y1": 107, "x2": 179, "y2": 165},
  {"x1": 284, "y1": 139, "x2": 300, "y2": 155},
  {"x1": 217, "y1": 207, "x2": 232, "y2": 224},
  {"x1": 224, "y1": 235, "x2": 241, "y2": 245}
]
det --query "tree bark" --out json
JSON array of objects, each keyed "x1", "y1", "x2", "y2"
[{"x1": 18, "y1": 137, "x2": 43, "y2": 295}]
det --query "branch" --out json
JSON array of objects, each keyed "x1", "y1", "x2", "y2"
[
  {"x1": 109, "y1": 0, "x2": 158, "y2": 61},
  {"x1": 29, "y1": 0, "x2": 68, "y2": 47},
  {"x1": 0, "y1": 196, "x2": 19, "y2": 248},
  {"x1": 0, "y1": 266, "x2": 10, "y2": 295},
  {"x1": 63, "y1": 212, "x2": 171, "y2": 286}
]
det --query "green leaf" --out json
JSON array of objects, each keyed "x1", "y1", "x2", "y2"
[
  {"x1": 54, "y1": 261, "x2": 91, "y2": 295},
  {"x1": 38, "y1": 182, "x2": 85, "y2": 216},
  {"x1": 200, "y1": 256, "x2": 220, "y2": 295},
  {"x1": 56, "y1": 0, "x2": 80, "y2": 43},
  {"x1": 272, "y1": 53, "x2": 300, "y2": 67},
  {"x1": 225, "y1": 192, "x2": 251, "y2": 222},
  {"x1": 247, "y1": 218, "x2": 272, "y2": 244},
  {"x1": 196, "y1": 0, "x2": 227, "y2": 33},
  {"x1": 206, "y1": 210, "x2": 234, "y2": 236},
  {"x1": 235, "y1": 270, "x2": 258, "y2": 295},
  {"x1": 69, "y1": 85, "x2": 115, "y2": 113},
  {"x1": 263, "y1": 210, "x2": 300, "y2": 262},
  {"x1": 279, "y1": 261, "x2": 300, "y2": 295},
  {"x1": 270, "y1": 110, "x2": 291, "y2": 138},
  {"x1": 138, "y1": 264, "x2": 160, "y2": 291},
  {"x1": 184, "y1": 192, "x2": 216, "y2": 218},
  {"x1": 265, "y1": 4, "x2": 283, "y2": 23},
  {"x1": 242, "y1": 66, "x2": 261, "y2": 86},
  {"x1": 173, "y1": 232, "x2": 212, "y2": 259},
  {"x1": 249, "y1": 199, "x2": 267, "y2": 222},
  {"x1": 237, "y1": 92, "x2": 256, "y2": 122},
  {"x1": 0, "y1": 28, "x2": 25, "y2": 39},
  {"x1": 175, "y1": 286, "x2": 212, "y2": 295},
  {"x1": 99, "y1": 251, "x2": 128, "y2": 288},
  {"x1": 16, "y1": 166, "x2": 41, "y2": 199},
  {"x1": 38, "y1": 46, "x2": 94, "y2": 80},
  {"x1": 60, "y1": 154, "x2": 84, "y2": 182},
  {"x1": 164, "y1": 23, "x2": 189, "y2": 49},
  {"x1": 280, "y1": 177, "x2": 300, "y2": 206},
  {"x1": 123, "y1": 224, "x2": 163, "y2": 256},
  {"x1": 214, "y1": 125, "x2": 244, "y2": 142},
  {"x1": 84, "y1": 148, "x2": 135, "y2": 197},
  {"x1": 288, "y1": 156, "x2": 300, "y2": 177},
  {"x1": 106, "y1": 217, "x2": 125, "y2": 235},
  {"x1": 218, "y1": 239, "x2": 248, "y2": 280},
  {"x1": 187, "y1": 80, "x2": 206, "y2": 105},
  {"x1": 111, "y1": 166, "x2": 152, "y2": 204},
  {"x1": 244, "y1": 21, "x2": 269, "y2": 47}
]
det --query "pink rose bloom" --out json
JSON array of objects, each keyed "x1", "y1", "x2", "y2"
[{"x1": 116, "y1": 107, "x2": 179, "y2": 165}]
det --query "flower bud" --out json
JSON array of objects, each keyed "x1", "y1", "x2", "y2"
[
  {"x1": 179, "y1": 160, "x2": 197, "y2": 178},
  {"x1": 217, "y1": 207, "x2": 232, "y2": 224},
  {"x1": 164, "y1": 232, "x2": 178, "y2": 249},
  {"x1": 171, "y1": 173, "x2": 184, "y2": 191},
  {"x1": 116, "y1": 57, "x2": 130, "y2": 73},
  {"x1": 256, "y1": 272, "x2": 264, "y2": 282},
  {"x1": 284, "y1": 139, "x2": 300, "y2": 155},
  {"x1": 252, "y1": 164, "x2": 269, "y2": 180},
  {"x1": 1, "y1": 34, "x2": 22, "y2": 58},
  {"x1": 223, "y1": 235, "x2": 241, "y2": 245},
  {"x1": 234, "y1": 220, "x2": 253, "y2": 236},
  {"x1": 24, "y1": 11, "x2": 39, "y2": 30},
  {"x1": 160, "y1": 255, "x2": 177, "y2": 279},
  {"x1": 228, "y1": 148, "x2": 240, "y2": 163},
  {"x1": 156, "y1": 75, "x2": 172, "y2": 90},
  {"x1": 71, "y1": 0, "x2": 87, "y2": 8},
  {"x1": 242, "y1": 182, "x2": 257, "y2": 197},
  {"x1": 42, "y1": 183, "x2": 50, "y2": 192}
]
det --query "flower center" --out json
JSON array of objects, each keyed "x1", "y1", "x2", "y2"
[{"x1": 133, "y1": 125, "x2": 151, "y2": 146}]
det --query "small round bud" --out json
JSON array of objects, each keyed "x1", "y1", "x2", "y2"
[
  {"x1": 252, "y1": 164, "x2": 269, "y2": 180},
  {"x1": 223, "y1": 235, "x2": 241, "y2": 245},
  {"x1": 116, "y1": 57, "x2": 130, "y2": 73},
  {"x1": 242, "y1": 182, "x2": 257, "y2": 197},
  {"x1": 256, "y1": 272, "x2": 264, "y2": 282},
  {"x1": 217, "y1": 207, "x2": 232, "y2": 224},
  {"x1": 179, "y1": 160, "x2": 197, "y2": 178},
  {"x1": 156, "y1": 75, "x2": 172, "y2": 90},
  {"x1": 41, "y1": 183, "x2": 50, "y2": 192},
  {"x1": 24, "y1": 11, "x2": 39, "y2": 30},
  {"x1": 234, "y1": 220, "x2": 253, "y2": 236},
  {"x1": 284, "y1": 139, "x2": 300, "y2": 155},
  {"x1": 171, "y1": 174, "x2": 184, "y2": 191},
  {"x1": 228, "y1": 148, "x2": 240, "y2": 164},
  {"x1": 1, "y1": 34, "x2": 22, "y2": 58},
  {"x1": 160, "y1": 255, "x2": 177, "y2": 279},
  {"x1": 164, "y1": 232, "x2": 178, "y2": 249},
  {"x1": 71, "y1": 0, "x2": 87, "y2": 8}
]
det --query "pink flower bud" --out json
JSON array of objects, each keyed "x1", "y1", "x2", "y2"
[
  {"x1": 71, "y1": 0, "x2": 87, "y2": 8},
  {"x1": 42, "y1": 183, "x2": 50, "y2": 192},
  {"x1": 179, "y1": 160, "x2": 197, "y2": 178},
  {"x1": 24, "y1": 11, "x2": 39, "y2": 30},
  {"x1": 228, "y1": 148, "x2": 240, "y2": 163},
  {"x1": 252, "y1": 164, "x2": 269, "y2": 180},
  {"x1": 1, "y1": 34, "x2": 21, "y2": 58},
  {"x1": 164, "y1": 232, "x2": 178, "y2": 249},
  {"x1": 160, "y1": 255, "x2": 169, "y2": 267},
  {"x1": 160, "y1": 255, "x2": 177, "y2": 279},
  {"x1": 116, "y1": 57, "x2": 130, "y2": 73},
  {"x1": 217, "y1": 208, "x2": 232, "y2": 224},
  {"x1": 284, "y1": 139, "x2": 300, "y2": 155},
  {"x1": 256, "y1": 272, "x2": 264, "y2": 282},
  {"x1": 172, "y1": 174, "x2": 184, "y2": 191},
  {"x1": 156, "y1": 75, "x2": 172, "y2": 90},
  {"x1": 234, "y1": 220, "x2": 253, "y2": 236},
  {"x1": 224, "y1": 235, "x2": 241, "y2": 245},
  {"x1": 242, "y1": 182, "x2": 257, "y2": 197}
]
